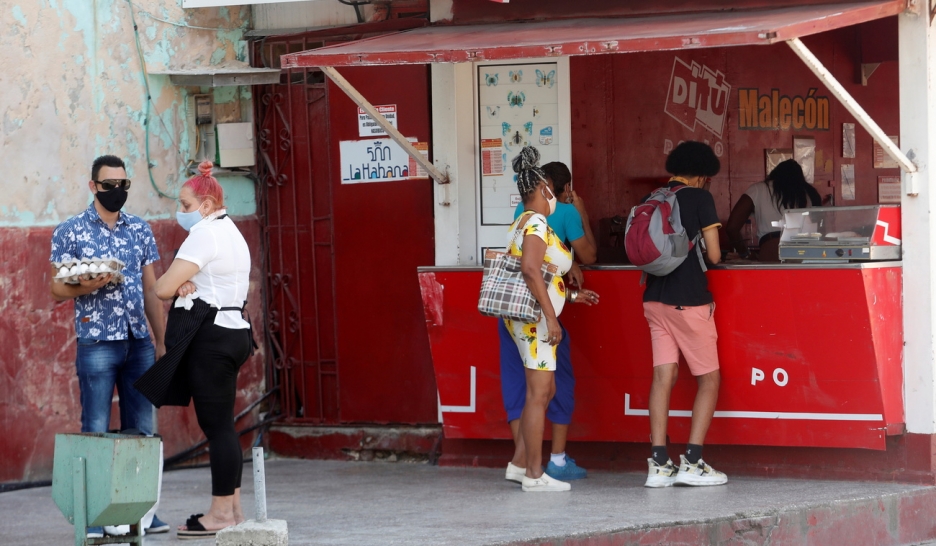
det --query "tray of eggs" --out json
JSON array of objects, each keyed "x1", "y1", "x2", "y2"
[{"x1": 53, "y1": 257, "x2": 126, "y2": 285}]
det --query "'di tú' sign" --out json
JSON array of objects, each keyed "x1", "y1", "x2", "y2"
[{"x1": 738, "y1": 88, "x2": 830, "y2": 131}]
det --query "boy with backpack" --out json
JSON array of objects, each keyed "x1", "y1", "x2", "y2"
[{"x1": 626, "y1": 141, "x2": 727, "y2": 488}]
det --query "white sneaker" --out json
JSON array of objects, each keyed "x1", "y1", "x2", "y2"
[
  {"x1": 104, "y1": 524, "x2": 133, "y2": 536},
  {"x1": 521, "y1": 472, "x2": 571, "y2": 492},
  {"x1": 505, "y1": 462, "x2": 526, "y2": 483},
  {"x1": 674, "y1": 454, "x2": 728, "y2": 486},
  {"x1": 644, "y1": 458, "x2": 678, "y2": 488}
]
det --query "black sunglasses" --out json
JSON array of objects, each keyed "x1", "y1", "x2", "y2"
[{"x1": 94, "y1": 179, "x2": 132, "y2": 191}]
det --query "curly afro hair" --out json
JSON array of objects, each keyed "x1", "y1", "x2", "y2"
[{"x1": 665, "y1": 141, "x2": 720, "y2": 178}]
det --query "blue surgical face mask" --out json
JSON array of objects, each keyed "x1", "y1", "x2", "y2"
[{"x1": 176, "y1": 209, "x2": 203, "y2": 231}]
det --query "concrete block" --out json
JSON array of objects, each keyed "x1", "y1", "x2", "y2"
[{"x1": 216, "y1": 519, "x2": 288, "y2": 546}]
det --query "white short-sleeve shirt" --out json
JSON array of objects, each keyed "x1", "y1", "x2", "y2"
[
  {"x1": 175, "y1": 211, "x2": 251, "y2": 329},
  {"x1": 744, "y1": 181, "x2": 782, "y2": 241}
]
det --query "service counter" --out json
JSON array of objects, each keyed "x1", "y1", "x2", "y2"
[{"x1": 418, "y1": 262, "x2": 903, "y2": 450}]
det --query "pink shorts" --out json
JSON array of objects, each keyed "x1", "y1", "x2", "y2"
[{"x1": 642, "y1": 301, "x2": 719, "y2": 376}]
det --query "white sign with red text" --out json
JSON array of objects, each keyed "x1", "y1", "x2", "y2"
[{"x1": 358, "y1": 104, "x2": 398, "y2": 137}]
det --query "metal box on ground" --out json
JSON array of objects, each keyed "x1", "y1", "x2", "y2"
[{"x1": 52, "y1": 433, "x2": 160, "y2": 546}]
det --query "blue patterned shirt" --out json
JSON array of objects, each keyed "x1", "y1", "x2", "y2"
[{"x1": 50, "y1": 204, "x2": 160, "y2": 341}]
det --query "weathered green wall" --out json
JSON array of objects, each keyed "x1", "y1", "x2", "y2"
[{"x1": 0, "y1": 0, "x2": 256, "y2": 225}]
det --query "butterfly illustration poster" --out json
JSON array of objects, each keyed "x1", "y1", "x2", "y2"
[{"x1": 478, "y1": 62, "x2": 560, "y2": 225}]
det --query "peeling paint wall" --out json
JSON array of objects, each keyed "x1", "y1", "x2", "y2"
[
  {"x1": 0, "y1": 0, "x2": 253, "y2": 225},
  {"x1": 0, "y1": 0, "x2": 264, "y2": 484}
]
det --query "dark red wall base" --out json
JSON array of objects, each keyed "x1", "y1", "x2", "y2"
[
  {"x1": 269, "y1": 424, "x2": 442, "y2": 462},
  {"x1": 437, "y1": 433, "x2": 936, "y2": 484}
]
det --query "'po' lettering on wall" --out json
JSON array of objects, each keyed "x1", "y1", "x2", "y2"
[{"x1": 738, "y1": 88, "x2": 830, "y2": 131}]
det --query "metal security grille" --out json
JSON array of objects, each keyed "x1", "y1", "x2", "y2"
[
  {"x1": 251, "y1": 16, "x2": 430, "y2": 423},
  {"x1": 253, "y1": 37, "x2": 339, "y2": 424}
]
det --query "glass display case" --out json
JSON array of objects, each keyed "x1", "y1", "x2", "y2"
[{"x1": 777, "y1": 205, "x2": 901, "y2": 262}]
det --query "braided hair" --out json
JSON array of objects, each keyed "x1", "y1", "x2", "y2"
[{"x1": 512, "y1": 146, "x2": 545, "y2": 197}]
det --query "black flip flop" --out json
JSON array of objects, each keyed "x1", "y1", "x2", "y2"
[{"x1": 178, "y1": 514, "x2": 217, "y2": 540}]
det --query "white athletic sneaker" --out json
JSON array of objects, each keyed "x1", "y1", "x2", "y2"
[
  {"x1": 644, "y1": 458, "x2": 678, "y2": 488},
  {"x1": 521, "y1": 472, "x2": 571, "y2": 492},
  {"x1": 674, "y1": 454, "x2": 728, "y2": 486},
  {"x1": 104, "y1": 524, "x2": 133, "y2": 536},
  {"x1": 505, "y1": 462, "x2": 526, "y2": 484}
]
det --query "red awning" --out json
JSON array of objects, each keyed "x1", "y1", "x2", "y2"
[{"x1": 282, "y1": 1, "x2": 905, "y2": 68}]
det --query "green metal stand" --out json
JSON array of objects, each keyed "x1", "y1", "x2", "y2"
[{"x1": 52, "y1": 433, "x2": 158, "y2": 546}]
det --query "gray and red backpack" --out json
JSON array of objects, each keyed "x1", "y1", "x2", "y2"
[{"x1": 624, "y1": 185, "x2": 706, "y2": 281}]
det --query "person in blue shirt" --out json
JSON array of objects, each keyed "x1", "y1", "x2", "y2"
[
  {"x1": 50, "y1": 155, "x2": 169, "y2": 537},
  {"x1": 500, "y1": 161, "x2": 597, "y2": 483}
]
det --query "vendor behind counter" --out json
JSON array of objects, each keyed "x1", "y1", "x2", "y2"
[{"x1": 725, "y1": 160, "x2": 822, "y2": 262}]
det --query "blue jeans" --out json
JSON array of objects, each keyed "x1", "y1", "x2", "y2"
[{"x1": 75, "y1": 337, "x2": 156, "y2": 435}]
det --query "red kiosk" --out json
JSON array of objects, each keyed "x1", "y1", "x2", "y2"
[{"x1": 283, "y1": 0, "x2": 918, "y2": 479}]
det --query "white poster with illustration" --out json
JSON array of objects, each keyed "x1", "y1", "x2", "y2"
[{"x1": 478, "y1": 62, "x2": 561, "y2": 225}]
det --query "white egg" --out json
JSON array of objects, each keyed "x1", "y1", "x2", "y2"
[
  {"x1": 78, "y1": 264, "x2": 89, "y2": 274},
  {"x1": 88, "y1": 263, "x2": 99, "y2": 273},
  {"x1": 58, "y1": 267, "x2": 69, "y2": 276},
  {"x1": 69, "y1": 265, "x2": 79, "y2": 275}
]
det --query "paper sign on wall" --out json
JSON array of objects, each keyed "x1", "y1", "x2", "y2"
[
  {"x1": 878, "y1": 176, "x2": 901, "y2": 204},
  {"x1": 408, "y1": 141, "x2": 430, "y2": 179},
  {"x1": 842, "y1": 123, "x2": 856, "y2": 158},
  {"x1": 873, "y1": 136, "x2": 900, "y2": 169},
  {"x1": 765, "y1": 148, "x2": 793, "y2": 177},
  {"x1": 793, "y1": 137, "x2": 816, "y2": 184},
  {"x1": 358, "y1": 104, "x2": 398, "y2": 137},
  {"x1": 481, "y1": 139, "x2": 504, "y2": 176},
  {"x1": 339, "y1": 138, "x2": 429, "y2": 184},
  {"x1": 841, "y1": 164, "x2": 856, "y2": 200}
]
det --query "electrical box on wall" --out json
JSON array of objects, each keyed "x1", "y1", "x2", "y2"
[
  {"x1": 216, "y1": 122, "x2": 255, "y2": 167},
  {"x1": 186, "y1": 94, "x2": 216, "y2": 163},
  {"x1": 194, "y1": 95, "x2": 213, "y2": 125}
]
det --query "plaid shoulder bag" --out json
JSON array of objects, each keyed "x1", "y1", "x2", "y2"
[{"x1": 478, "y1": 217, "x2": 559, "y2": 323}]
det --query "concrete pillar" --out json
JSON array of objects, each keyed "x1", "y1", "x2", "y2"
[
  {"x1": 899, "y1": 7, "x2": 936, "y2": 435},
  {"x1": 430, "y1": 63, "x2": 478, "y2": 266}
]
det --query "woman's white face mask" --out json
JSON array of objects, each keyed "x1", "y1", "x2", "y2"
[{"x1": 542, "y1": 186, "x2": 557, "y2": 216}]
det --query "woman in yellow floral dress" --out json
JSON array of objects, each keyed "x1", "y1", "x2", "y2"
[{"x1": 503, "y1": 146, "x2": 597, "y2": 492}]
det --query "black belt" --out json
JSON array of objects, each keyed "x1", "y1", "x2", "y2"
[{"x1": 218, "y1": 301, "x2": 259, "y2": 355}]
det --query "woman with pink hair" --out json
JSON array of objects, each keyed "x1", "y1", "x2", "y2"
[{"x1": 151, "y1": 161, "x2": 252, "y2": 538}]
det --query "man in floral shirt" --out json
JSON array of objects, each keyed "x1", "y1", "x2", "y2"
[{"x1": 50, "y1": 155, "x2": 168, "y2": 535}]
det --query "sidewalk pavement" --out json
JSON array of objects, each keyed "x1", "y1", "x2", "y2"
[{"x1": 3, "y1": 458, "x2": 936, "y2": 545}]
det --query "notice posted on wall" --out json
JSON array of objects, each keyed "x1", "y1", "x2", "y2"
[
  {"x1": 765, "y1": 148, "x2": 793, "y2": 177},
  {"x1": 873, "y1": 136, "x2": 900, "y2": 169},
  {"x1": 339, "y1": 138, "x2": 429, "y2": 184},
  {"x1": 481, "y1": 139, "x2": 504, "y2": 176},
  {"x1": 793, "y1": 137, "x2": 816, "y2": 184},
  {"x1": 358, "y1": 104, "x2": 398, "y2": 137},
  {"x1": 841, "y1": 163, "x2": 856, "y2": 201},
  {"x1": 878, "y1": 176, "x2": 901, "y2": 204},
  {"x1": 408, "y1": 141, "x2": 430, "y2": 179},
  {"x1": 842, "y1": 123, "x2": 856, "y2": 158}
]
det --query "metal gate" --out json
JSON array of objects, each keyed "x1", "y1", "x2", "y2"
[
  {"x1": 254, "y1": 37, "x2": 339, "y2": 424},
  {"x1": 251, "y1": 16, "x2": 433, "y2": 424}
]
